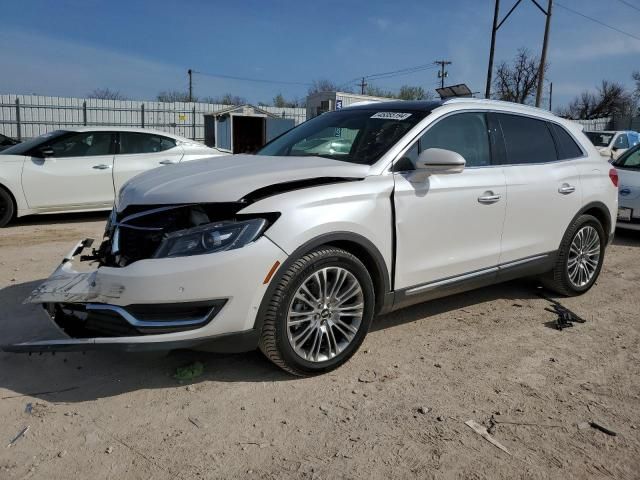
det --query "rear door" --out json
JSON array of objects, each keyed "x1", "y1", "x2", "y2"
[
  {"x1": 112, "y1": 132, "x2": 183, "y2": 193},
  {"x1": 393, "y1": 111, "x2": 507, "y2": 291},
  {"x1": 495, "y1": 113, "x2": 582, "y2": 264},
  {"x1": 22, "y1": 131, "x2": 116, "y2": 210}
]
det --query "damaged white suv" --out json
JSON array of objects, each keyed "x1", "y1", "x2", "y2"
[{"x1": 6, "y1": 100, "x2": 618, "y2": 376}]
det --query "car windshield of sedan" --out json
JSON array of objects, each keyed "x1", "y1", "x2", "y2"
[
  {"x1": 585, "y1": 131, "x2": 614, "y2": 148},
  {"x1": 256, "y1": 108, "x2": 429, "y2": 165},
  {"x1": 0, "y1": 130, "x2": 68, "y2": 155},
  {"x1": 613, "y1": 145, "x2": 640, "y2": 169}
]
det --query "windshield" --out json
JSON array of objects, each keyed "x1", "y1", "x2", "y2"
[
  {"x1": 0, "y1": 130, "x2": 68, "y2": 155},
  {"x1": 257, "y1": 108, "x2": 429, "y2": 165},
  {"x1": 613, "y1": 144, "x2": 640, "y2": 169},
  {"x1": 585, "y1": 131, "x2": 614, "y2": 148}
]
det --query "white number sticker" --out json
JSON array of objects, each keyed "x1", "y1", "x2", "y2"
[{"x1": 370, "y1": 112, "x2": 412, "y2": 120}]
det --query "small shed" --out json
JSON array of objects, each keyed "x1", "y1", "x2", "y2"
[
  {"x1": 204, "y1": 104, "x2": 295, "y2": 153},
  {"x1": 305, "y1": 91, "x2": 394, "y2": 120}
]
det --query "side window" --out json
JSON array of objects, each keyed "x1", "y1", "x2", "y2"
[
  {"x1": 418, "y1": 112, "x2": 491, "y2": 167},
  {"x1": 48, "y1": 132, "x2": 113, "y2": 158},
  {"x1": 618, "y1": 148, "x2": 640, "y2": 168},
  {"x1": 120, "y1": 133, "x2": 177, "y2": 154},
  {"x1": 549, "y1": 123, "x2": 583, "y2": 159},
  {"x1": 498, "y1": 114, "x2": 557, "y2": 164},
  {"x1": 614, "y1": 134, "x2": 629, "y2": 149}
]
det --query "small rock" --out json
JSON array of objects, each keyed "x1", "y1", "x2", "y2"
[
  {"x1": 577, "y1": 422, "x2": 590, "y2": 430},
  {"x1": 434, "y1": 363, "x2": 442, "y2": 368},
  {"x1": 549, "y1": 357, "x2": 557, "y2": 363},
  {"x1": 240, "y1": 406, "x2": 246, "y2": 411},
  {"x1": 57, "y1": 451, "x2": 67, "y2": 458},
  {"x1": 10, "y1": 278, "x2": 16, "y2": 282},
  {"x1": 494, "y1": 411, "x2": 502, "y2": 416},
  {"x1": 319, "y1": 404, "x2": 329, "y2": 414},
  {"x1": 436, "y1": 416, "x2": 444, "y2": 422},
  {"x1": 105, "y1": 446, "x2": 113, "y2": 454},
  {"x1": 186, "y1": 385, "x2": 195, "y2": 392},
  {"x1": 417, "y1": 406, "x2": 430, "y2": 415},
  {"x1": 631, "y1": 425, "x2": 637, "y2": 430}
]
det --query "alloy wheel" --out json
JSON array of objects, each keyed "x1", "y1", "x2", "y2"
[
  {"x1": 286, "y1": 266, "x2": 364, "y2": 363},
  {"x1": 567, "y1": 225, "x2": 601, "y2": 288}
]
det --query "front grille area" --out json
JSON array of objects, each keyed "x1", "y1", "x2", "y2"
[{"x1": 48, "y1": 300, "x2": 227, "y2": 338}]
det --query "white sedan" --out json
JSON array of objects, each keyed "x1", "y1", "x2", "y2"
[{"x1": 0, "y1": 127, "x2": 223, "y2": 226}]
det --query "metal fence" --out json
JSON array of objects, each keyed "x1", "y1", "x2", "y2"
[
  {"x1": 0, "y1": 95, "x2": 307, "y2": 142},
  {"x1": 573, "y1": 117, "x2": 612, "y2": 132}
]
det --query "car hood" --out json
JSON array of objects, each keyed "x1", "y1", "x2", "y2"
[{"x1": 117, "y1": 154, "x2": 371, "y2": 211}]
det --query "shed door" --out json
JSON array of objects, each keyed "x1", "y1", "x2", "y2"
[
  {"x1": 204, "y1": 116, "x2": 216, "y2": 147},
  {"x1": 216, "y1": 115, "x2": 231, "y2": 151},
  {"x1": 265, "y1": 117, "x2": 295, "y2": 142}
]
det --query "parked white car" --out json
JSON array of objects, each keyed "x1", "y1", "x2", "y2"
[
  {"x1": 584, "y1": 130, "x2": 640, "y2": 161},
  {"x1": 0, "y1": 127, "x2": 223, "y2": 226},
  {"x1": 612, "y1": 143, "x2": 640, "y2": 231},
  {"x1": 6, "y1": 100, "x2": 618, "y2": 376}
]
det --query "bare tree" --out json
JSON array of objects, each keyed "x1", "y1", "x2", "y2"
[
  {"x1": 493, "y1": 48, "x2": 545, "y2": 104},
  {"x1": 272, "y1": 93, "x2": 301, "y2": 108},
  {"x1": 308, "y1": 79, "x2": 347, "y2": 95},
  {"x1": 156, "y1": 90, "x2": 193, "y2": 102},
  {"x1": 559, "y1": 80, "x2": 634, "y2": 120},
  {"x1": 87, "y1": 88, "x2": 127, "y2": 100},
  {"x1": 397, "y1": 85, "x2": 433, "y2": 101},
  {"x1": 206, "y1": 93, "x2": 247, "y2": 105}
]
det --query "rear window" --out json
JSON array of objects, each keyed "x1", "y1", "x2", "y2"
[
  {"x1": 549, "y1": 123, "x2": 583, "y2": 159},
  {"x1": 585, "y1": 131, "x2": 614, "y2": 148},
  {"x1": 498, "y1": 114, "x2": 557, "y2": 164}
]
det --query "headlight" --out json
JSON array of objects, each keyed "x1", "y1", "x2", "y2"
[{"x1": 153, "y1": 218, "x2": 267, "y2": 258}]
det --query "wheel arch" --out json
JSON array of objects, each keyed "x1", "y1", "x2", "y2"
[
  {"x1": 575, "y1": 201, "x2": 612, "y2": 244},
  {"x1": 255, "y1": 232, "x2": 393, "y2": 333}
]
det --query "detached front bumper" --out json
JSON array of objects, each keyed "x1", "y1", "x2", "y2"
[{"x1": 3, "y1": 237, "x2": 287, "y2": 353}]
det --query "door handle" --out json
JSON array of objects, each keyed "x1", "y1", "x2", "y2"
[
  {"x1": 478, "y1": 192, "x2": 502, "y2": 204},
  {"x1": 558, "y1": 184, "x2": 576, "y2": 195},
  {"x1": 159, "y1": 159, "x2": 178, "y2": 165},
  {"x1": 92, "y1": 164, "x2": 112, "y2": 170}
]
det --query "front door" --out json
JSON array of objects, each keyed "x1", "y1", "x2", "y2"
[
  {"x1": 393, "y1": 112, "x2": 507, "y2": 291},
  {"x1": 22, "y1": 131, "x2": 116, "y2": 210}
]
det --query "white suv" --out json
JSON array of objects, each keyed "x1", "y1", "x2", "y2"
[{"x1": 8, "y1": 99, "x2": 618, "y2": 376}]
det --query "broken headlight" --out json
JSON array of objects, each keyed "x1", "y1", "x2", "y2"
[{"x1": 153, "y1": 218, "x2": 267, "y2": 258}]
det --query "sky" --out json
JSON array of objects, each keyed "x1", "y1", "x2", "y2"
[{"x1": 1, "y1": 0, "x2": 639, "y2": 109}]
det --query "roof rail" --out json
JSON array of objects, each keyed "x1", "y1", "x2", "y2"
[{"x1": 442, "y1": 97, "x2": 552, "y2": 115}]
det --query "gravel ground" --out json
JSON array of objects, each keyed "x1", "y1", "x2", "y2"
[{"x1": 1, "y1": 212, "x2": 639, "y2": 479}]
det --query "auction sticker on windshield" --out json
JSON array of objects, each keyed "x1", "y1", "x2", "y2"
[{"x1": 371, "y1": 112, "x2": 412, "y2": 120}]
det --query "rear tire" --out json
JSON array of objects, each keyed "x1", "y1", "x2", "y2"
[
  {"x1": 259, "y1": 247, "x2": 375, "y2": 376},
  {"x1": 0, "y1": 187, "x2": 15, "y2": 228},
  {"x1": 542, "y1": 214, "x2": 605, "y2": 296}
]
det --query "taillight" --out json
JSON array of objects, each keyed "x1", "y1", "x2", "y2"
[{"x1": 609, "y1": 168, "x2": 619, "y2": 187}]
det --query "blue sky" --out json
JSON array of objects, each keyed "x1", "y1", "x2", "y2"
[{"x1": 1, "y1": 0, "x2": 639, "y2": 108}]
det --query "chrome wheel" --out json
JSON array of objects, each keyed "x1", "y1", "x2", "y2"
[
  {"x1": 567, "y1": 225, "x2": 601, "y2": 288},
  {"x1": 286, "y1": 266, "x2": 364, "y2": 363}
]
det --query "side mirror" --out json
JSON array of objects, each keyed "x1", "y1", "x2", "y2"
[
  {"x1": 409, "y1": 148, "x2": 465, "y2": 182},
  {"x1": 39, "y1": 146, "x2": 55, "y2": 157}
]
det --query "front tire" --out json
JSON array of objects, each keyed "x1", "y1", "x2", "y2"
[
  {"x1": 542, "y1": 214, "x2": 605, "y2": 296},
  {"x1": 259, "y1": 247, "x2": 375, "y2": 376},
  {"x1": 0, "y1": 187, "x2": 15, "y2": 228}
]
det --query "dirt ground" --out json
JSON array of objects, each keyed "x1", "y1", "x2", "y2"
[{"x1": 0, "y1": 212, "x2": 639, "y2": 480}]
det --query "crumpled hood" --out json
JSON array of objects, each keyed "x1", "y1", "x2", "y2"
[{"x1": 117, "y1": 154, "x2": 370, "y2": 211}]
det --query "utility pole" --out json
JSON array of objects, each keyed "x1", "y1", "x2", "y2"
[
  {"x1": 435, "y1": 60, "x2": 452, "y2": 89},
  {"x1": 485, "y1": 0, "x2": 500, "y2": 98},
  {"x1": 535, "y1": 0, "x2": 553, "y2": 108},
  {"x1": 358, "y1": 77, "x2": 368, "y2": 95},
  {"x1": 548, "y1": 81, "x2": 553, "y2": 111},
  {"x1": 188, "y1": 69, "x2": 193, "y2": 102}
]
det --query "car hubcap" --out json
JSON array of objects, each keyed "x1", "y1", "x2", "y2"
[
  {"x1": 567, "y1": 225, "x2": 600, "y2": 288},
  {"x1": 286, "y1": 266, "x2": 364, "y2": 363}
]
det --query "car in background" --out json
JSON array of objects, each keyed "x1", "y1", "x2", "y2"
[
  {"x1": 0, "y1": 133, "x2": 20, "y2": 151},
  {"x1": 584, "y1": 130, "x2": 639, "y2": 161},
  {"x1": 0, "y1": 127, "x2": 223, "y2": 227},
  {"x1": 612, "y1": 143, "x2": 640, "y2": 231}
]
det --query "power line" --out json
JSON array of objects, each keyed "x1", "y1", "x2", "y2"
[
  {"x1": 340, "y1": 63, "x2": 439, "y2": 89},
  {"x1": 195, "y1": 70, "x2": 312, "y2": 86},
  {"x1": 555, "y1": 2, "x2": 640, "y2": 41},
  {"x1": 614, "y1": 0, "x2": 640, "y2": 14}
]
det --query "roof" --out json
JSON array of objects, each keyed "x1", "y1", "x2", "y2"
[
  {"x1": 58, "y1": 126, "x2": 192, "y2": 140},
  {"x1": 204, "y1": 104, "x2": 280, "y2": 118},
  {"x1": 345, "y1": 100, "x2": 443, "y2": 111}
]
